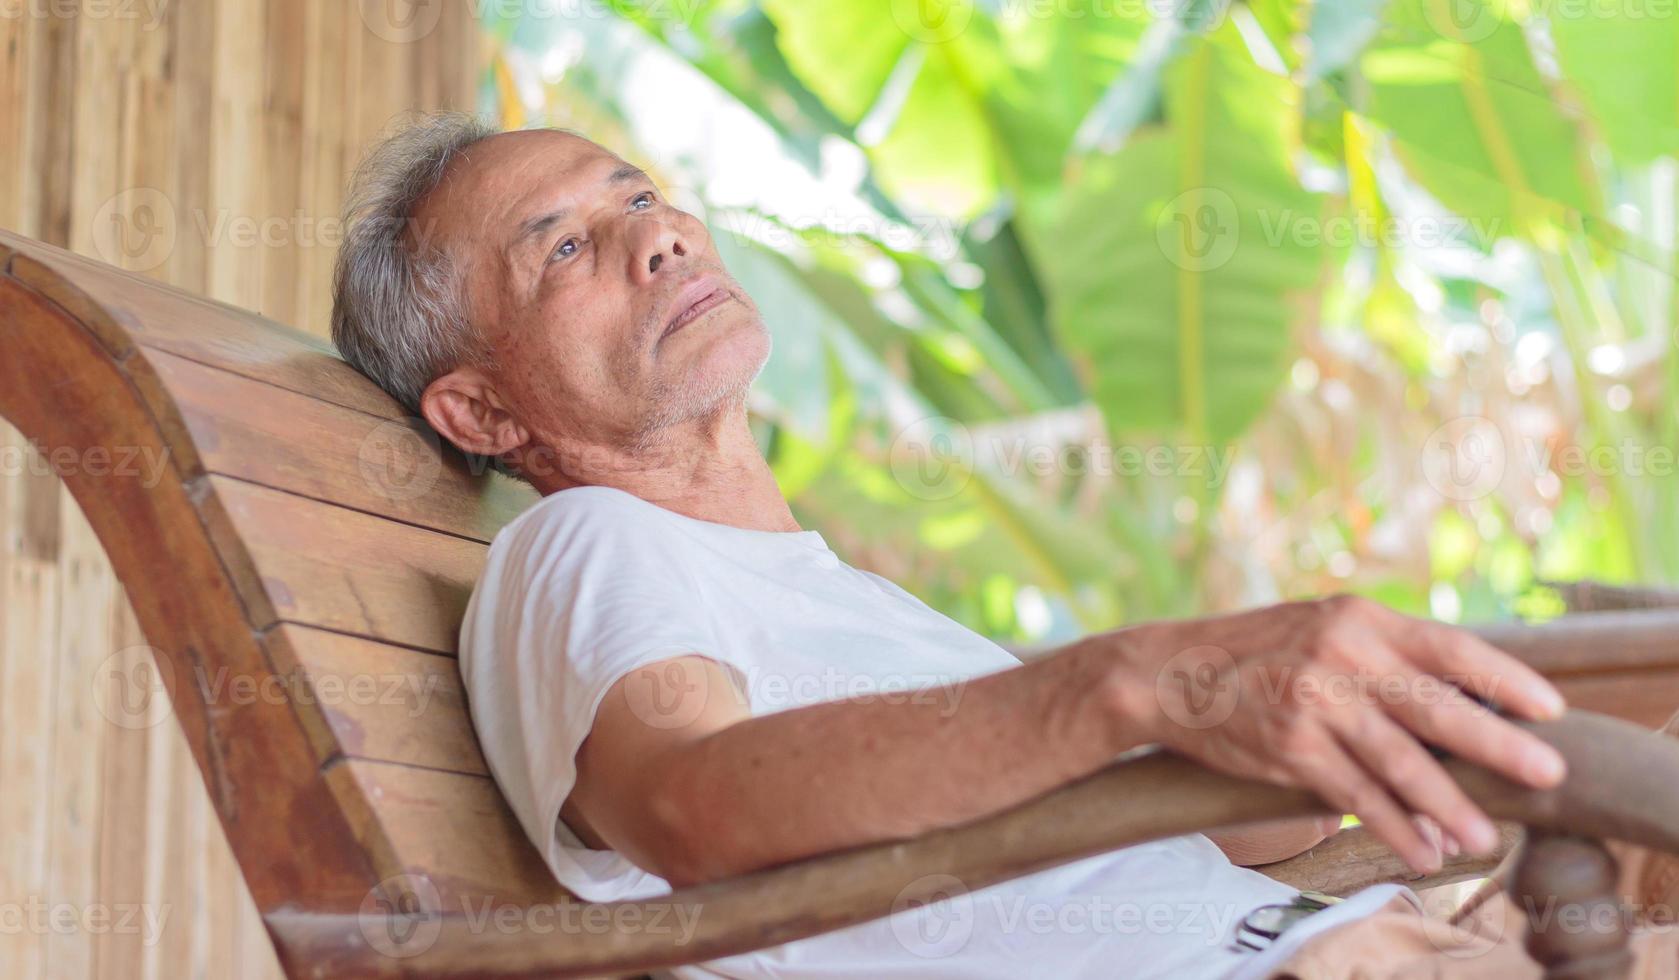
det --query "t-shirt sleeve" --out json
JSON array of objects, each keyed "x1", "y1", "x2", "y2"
[{"x1": 457, "y1": 489, "x2": 730, "y2": 900}]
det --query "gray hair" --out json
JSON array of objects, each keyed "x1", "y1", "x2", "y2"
[{"x1": 332, "y1": 111, "x2": 501, "y2": 414}]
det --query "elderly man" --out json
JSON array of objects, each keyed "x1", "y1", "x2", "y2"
[{"x1": 330, "y1": 114, "x2": 1675, "y2": 978}]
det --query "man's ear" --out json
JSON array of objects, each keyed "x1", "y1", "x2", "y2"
[{"x1": 419, "y1": 367, "x2": 530, "y2": 458}]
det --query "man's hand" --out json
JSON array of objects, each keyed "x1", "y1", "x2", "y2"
[{"x1": 1106, "y1": 595, "x2": 1566, "y2": 874}]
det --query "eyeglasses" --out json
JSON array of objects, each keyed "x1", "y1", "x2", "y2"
[{"x1": 1233, "y1": 890, "x2": 1340, "y2": 952}]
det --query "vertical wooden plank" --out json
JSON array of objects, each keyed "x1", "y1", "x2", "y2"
[
  {"x1": 355, "y1": 0, "x2": 407, "y2": 162},
  {"x1": 92, "y1": 603, "x2": 155, "y2": 980},
  {"x1": 10, "y1": 445, "x2": 59, "y2": 560},
  {"x1": 43, "y1": 491, "x2": 116, "y2": 980},
  {"x1": 128, "y1": 0, "x2": 178, "y2": 291},
  {"x1": 262, "y1": 0, "x2": 306, "y2": 327},
  {"x1": 444, "y1": 0, "x2": 483, "y2": 111},
  {"x1": 136, "y1": 666, "x2": 176, "y2": 980},
  {"x1": 0, "y1": 562, "x2": 58, "y2": 980},
  {"x1": 0, "y1": 425, "x2": 8, "y2": 696},
  {"x1": 0, "y1": 435, "x2": 59, "y2": 980},
  {"x1": 0, "y1": 11, "x2": 31, "y2": 231},
  {"x1": 168, "y1": 0, "x2": 212, "y2": 295},
  {"x1": 206, "y1": 0, "x2": 264, "y2": 308},
  {"x1": 297, "y1": 0, "x2": 347, "y2": 339},
  {"x1": 177, "y1": 736, "x2": 211, "y2": 979},
  {"x1": 66, "y1": 5, "x2": 126, "y2": 258},
  {"x1": 46, "y1": 12, "x2": 132, "y2": 971},
  {"x1": 201, "y1": 787, "x2": 242, "y2": 980},
  {"x1": 30, "y1": 10, "x2": 76, "y2": 245}
]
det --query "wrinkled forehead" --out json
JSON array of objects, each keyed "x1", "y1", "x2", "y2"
[{"x1": 410, "y1": 128, "x2": 624, "y2": 255}]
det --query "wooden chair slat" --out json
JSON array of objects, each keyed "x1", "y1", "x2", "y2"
[
  {"x1": 1259, "y1": 823, "x2": 1520, "y2": 897},
  {"x1": 203, "y1": 474, "x2": 485, "y2": 654},
  {"x1": 1550, "y1": 671, "x2": 1679, "y2": 732},
  {"x1": 7, "y1": 233, "x2": 402, "y2": 419},
  {"x1": 150, "y1": 347, "x2": 535, "y2": 542},
  {"x1": 1479, "y1": 610, "x2": 1679, "y2": 675},
  {"x1": 268, "y1": 624, "x2": 488, "y2": 777},
  {"x1": 325, "y1": 758, "x2": 571, "y2": 909}
]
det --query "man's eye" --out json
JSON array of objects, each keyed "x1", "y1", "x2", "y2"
[
  {"x1": 553, "y1": 237, "x2": 581, "y2": 260},
  {"x1": 631, "y1": 192, "x2": 656, "y2": 211}
]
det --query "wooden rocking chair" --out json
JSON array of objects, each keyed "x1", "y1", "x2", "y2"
[{"x1": 6, "y1": 224, "x2": 1679, "y2": 979}]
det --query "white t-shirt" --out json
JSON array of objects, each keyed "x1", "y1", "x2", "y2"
[{"x1": 458, "y1": 486, "x2": 1404, "y2": 979}]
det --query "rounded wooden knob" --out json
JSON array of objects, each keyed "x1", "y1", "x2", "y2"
[{"x1": 1511, "y1": 832, "x2": 1632, "y2": 980}]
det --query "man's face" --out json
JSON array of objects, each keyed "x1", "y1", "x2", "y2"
[{"x1": 415, "y1": 129, "x2": 769, "y2": 460}]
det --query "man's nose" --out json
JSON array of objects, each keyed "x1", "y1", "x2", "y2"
[{"x1": 631, "y1": 216, "x2": 692, "y2": 285}]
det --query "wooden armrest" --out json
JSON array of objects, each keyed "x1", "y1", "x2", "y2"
[
  {"x1": 1258, "y1": 823, "x2": 1521, "y2": 896},
  {"x1": 267, "y1": 710, "x2": 1679, "y2": 979}
]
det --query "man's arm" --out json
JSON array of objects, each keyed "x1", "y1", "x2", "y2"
[
  {"x1": 565, "y1": 595, "x2": 1566, "y2": 887},
  {"x1": 564, "y1": 640, "x2": 1129, "y2": 887}
]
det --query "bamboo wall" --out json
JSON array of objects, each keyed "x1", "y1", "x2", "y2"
[{"x1": 0, "y1": 2, "x2": 479, "y2": 976}]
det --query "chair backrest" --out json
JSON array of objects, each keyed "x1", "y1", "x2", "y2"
[{"x1": 0, "y1": 227, "x2": 565, "y2": 918}]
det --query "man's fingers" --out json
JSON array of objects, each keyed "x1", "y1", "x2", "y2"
[
  {"x1": 1410, "y1": 816, "x2": 1462, "y2": 858},
  {"x1": 1401, "y1": 618, "x2": 1565, "y2": 722},
  {"x1": 1383, "y1": 666, "x2": 1567, "y2": 792},
  {"x1": 1293, "y1": 736, "x2": 1440, "y2": 874},
  {"x1": 1331, "y1": 707, "x2": 1499, "y2": 855},
  {"x1": 1413, "y1": 816, "x2": 1443, "y2": 858}
]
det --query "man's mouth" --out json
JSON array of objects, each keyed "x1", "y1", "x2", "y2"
[{"x1": 661, "y1": 276, "x2": 733, "y2": 341}]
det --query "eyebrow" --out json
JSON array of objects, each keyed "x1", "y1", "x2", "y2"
[{"x1": 510, "y1": 163, "x2": 653, "y2": 248}]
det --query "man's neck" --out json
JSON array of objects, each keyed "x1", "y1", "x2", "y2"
[{"x1": 521, "y1": 408, "x2": 801, "y2": 534}]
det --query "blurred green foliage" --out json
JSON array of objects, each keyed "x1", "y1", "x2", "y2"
[{"x1": 482, "y1": 0, "x2": 1679, "y2": 642}]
